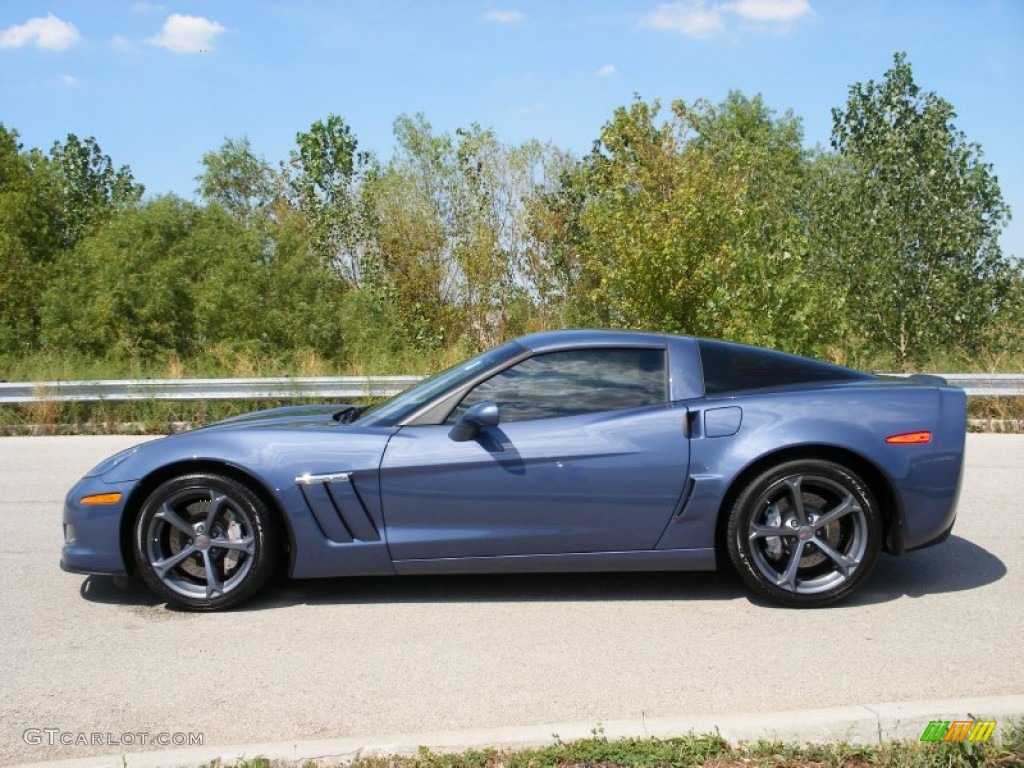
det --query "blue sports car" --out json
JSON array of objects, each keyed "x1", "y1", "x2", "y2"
[{"x1": 61, "y1": 330, "x2": 966, "y2": 610}]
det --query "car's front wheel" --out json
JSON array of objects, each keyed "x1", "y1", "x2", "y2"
[
  {"x1": 133, "y1": 473, "x2": 281, "y2": 611},
  {"x1": 726, "y1": 459, "x2": 881, "y2": 608}
]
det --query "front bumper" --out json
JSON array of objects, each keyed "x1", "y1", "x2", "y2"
[{"x1": 61, "y1": 477, "x2": 136, "y2": 576}]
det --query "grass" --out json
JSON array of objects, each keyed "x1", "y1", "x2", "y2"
[
  {"x1": 199, "y1": 722, "x2": 1024, "y2": 768},
  {"x1": 967, "y1": 396, "x2": 1024, "y2": 432},
  {"x1": 0, "y1": 397, "x2": 381, "y2": 436},
  {"x1": 0, "y1": 346, "x2": 471, "y2": 381}
]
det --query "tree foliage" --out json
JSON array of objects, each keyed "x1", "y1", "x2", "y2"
[
  {"x1": 48, "y1": 133, "x2": 143, "y2": 249},
  {"x1": 196, "y1": 136, "x2": 275, "y2": 224},
  {"x1": 535, "y1": 94, "x2": 847, "y2": 356},
  {"x1": 0, "y1": 126, "x2": 60, "y2": 353},
  {"x1": 823, "y1": 52, "x2": 1015, "y2": 367},
  {"x1": 1, "y1": 52, "x2": 1020, "y2": 373}
]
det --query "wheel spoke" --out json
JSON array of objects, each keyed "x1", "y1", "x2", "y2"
[
  {"x1": 784, "y1": 477, "x2": 807, "y2": 523},
  {"x1": 152, "y1": 544, "x2": 198, "y2": 577},
  {"x1": 202, "y1": 550, "x2": 224, "y2": 599},
  {"x1": 750, "y1": 524, "x2": 795, "y2": 540},
  {"x1": 775, "y1": 540, "x2": 806, "y2": 590},
  {"x1": 205, "y1": 494, "x2": 230, "y2": 530},
  {"x1": 210, "y1": 535, "x2": 254, "y2": 554},
  {"x1": 812, "y1": 538, "x2": 858, "y2": 577},
  {"x1": 812, "y1": 494, "x2": 860, "y2": 530},
  {"x1": 155, "y1": 503, "x2": 195, "y2": 536}
]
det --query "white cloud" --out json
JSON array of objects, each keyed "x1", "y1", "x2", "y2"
[
  {"x1": 111, "y1": 34, "x2": 134, "y2": 51},
  {"x1": 0, "y1": 13, "x2": 80, "y2": 50},
  {"x1": 483, "y1": 10, "x2": 525, "y2": 24},
  {"x1": 643, "y1": 0, "x2": 810, "y2": 37},
  {"x1": 147, "y1": 13, "x2": 225, "y2": 53},
  {"x1": 727, "y1": 0, "x2": 811, "y2": 22},
  {"x1": 597, "y1": 64, "x2": 617, "y2": 77},
  {"x1": 643, "y1": 1, "x2": 725, "y2": 37},
  {"x1": 60, "y1": 73, "x2": 78, "y2": 87}
]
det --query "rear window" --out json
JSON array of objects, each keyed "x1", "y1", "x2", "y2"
[{"x1": 698, "y1": 339, "x2": 867, "y2": 396}]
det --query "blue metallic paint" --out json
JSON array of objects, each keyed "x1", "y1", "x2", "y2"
[
  {"x1": 61, "y1": 330, "x2": 966, "y2": 598},
  {"x1": 380, "y1": 404, "x2": 689, "y2": 560}
]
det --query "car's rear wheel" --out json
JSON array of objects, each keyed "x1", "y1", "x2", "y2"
[
  {"x1": 133, "y1": 473, "x2": 280, "y2": 611},
  {"x1": 726, "y1": 459, "x2": 880, "y2": 608}
]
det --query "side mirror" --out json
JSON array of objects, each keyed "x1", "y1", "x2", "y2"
[{"x1": 448, "y1": 401, "x2": 500, "y2": 442}]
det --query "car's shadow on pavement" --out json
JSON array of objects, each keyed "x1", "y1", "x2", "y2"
[
  {"x1": 843, "y1": 534, "x2": 1007, "y2": 607},
  {"x1": 78, "y1": 535, "x2": 1004, "y2": 612},
  {"x1": 79, "y1": 574, "x2": 162, "y2": 607},
  {"x1": 263, "y1": 568, "x2": 747, "y2": 608}
]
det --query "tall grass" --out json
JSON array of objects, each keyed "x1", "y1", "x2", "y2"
[{"x1": 0, "y1": 345, "x2": 473, "y2": 382}]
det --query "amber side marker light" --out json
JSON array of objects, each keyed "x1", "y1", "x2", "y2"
[
  {"x1": 80, "y1": 492, "x2": 123, "y2": 505},
  {"x1": 885, "y1": 431, "x2": 932, "y2": 445}
]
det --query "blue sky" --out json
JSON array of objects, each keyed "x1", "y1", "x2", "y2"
[{"x1": 2, "y1": 1, "x2": 1022, "y2": 257}]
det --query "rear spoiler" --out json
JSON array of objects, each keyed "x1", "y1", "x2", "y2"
[
  {"x1": 906, "y1": 373, "x2": 948, "y2": 387},
  {"x1": 872, "y1": 373, "x2": 950, "y2": 387}
]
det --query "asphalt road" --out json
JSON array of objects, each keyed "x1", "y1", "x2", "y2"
[{"x1": 1, "y1": 434, "x2": 1021, "y2": 766}]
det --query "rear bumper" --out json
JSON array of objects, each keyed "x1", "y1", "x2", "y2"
[
  {"x1": 898, "y1": 387, "x2": 966, "y2": 552},
  {"x1": 906, "y1": 515, "x2": 956, "y2": 551}
]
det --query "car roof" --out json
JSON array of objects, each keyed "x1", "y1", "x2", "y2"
[{"x1": 515, "y1": 329, "x2": 674, "y2": 353}]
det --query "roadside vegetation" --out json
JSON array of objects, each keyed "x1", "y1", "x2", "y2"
[
  {"x1": 203, "y1": 723, "x2": 1024, "y2": 768},
  {"x1": 2, "y1": 52, "x2": 1022, "y2": 426}
]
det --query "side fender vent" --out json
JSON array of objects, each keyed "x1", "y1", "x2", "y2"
[{"x1": 296, "y1": 473, "x2": 380, "y2": 544}]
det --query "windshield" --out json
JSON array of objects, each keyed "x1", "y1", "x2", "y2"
[{"x1": 354, "y1": 341, "x2": 525, "y2": 427}]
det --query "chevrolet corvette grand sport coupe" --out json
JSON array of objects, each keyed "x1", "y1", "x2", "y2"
[{"x1": 62, "y1": 330, "x2": 967, "y2": 611}]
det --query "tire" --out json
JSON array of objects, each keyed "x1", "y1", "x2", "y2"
[
  {"x1": 726, "y1": 459, "x2": 881, "y2": 608},
  {"x1": 133, "y1": 473, "x2": 281, "y2": 611}
]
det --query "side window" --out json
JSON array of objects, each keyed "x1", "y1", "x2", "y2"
[{"x1": 449, "y1": 347, "x2": 667, "y2": 423}]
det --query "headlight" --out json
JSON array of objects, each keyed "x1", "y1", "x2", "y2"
[{"x1": 83, "y1": 447, "x2": 138, "y2": 478}]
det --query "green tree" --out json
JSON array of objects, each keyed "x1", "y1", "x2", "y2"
[
  {"x1": 41, "y1": 196, "x2": 212, "y2": 359},
  {"x1": 526, "y1": 158, "x2": 599, "y2": 326},
  {"x1": 687, "y1": 92, "x2": 844, "y2": 354},
  {"x1": 0, "y1": 125, "x2": 61, "y2": 354},
  {"x1": 287, "y1": 114, "x2": 373, "y2": 286},
  {"x1": 363, "y1": 114, "x2": 568, "y2": 350},
  {"x1": 531, "y1": 93, "x2": 846, "y2": 356},
  {"x1": 577, "y1": 96, "x2": 732, "y2": 333},
  {"x1": 196, "y1": 136, "x2": 275, "y2": 224},
  {"x1": 361, "y1": 121, "x2": 454, "y2": 350},
  {"x1": 825, "y1": 52, "x2": 1014, "y2": 367},
  {"x1": 48, "y1": 133, "x2": 143, "y2": 249}
]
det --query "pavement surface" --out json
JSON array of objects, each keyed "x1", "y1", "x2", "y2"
[{"x1": 1, "y1": 434, "x2": 1021, "y2": 767}]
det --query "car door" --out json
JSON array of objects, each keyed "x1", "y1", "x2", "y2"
[{"x1": 378, "y1": 346, "x2": 690, "y2": 561}]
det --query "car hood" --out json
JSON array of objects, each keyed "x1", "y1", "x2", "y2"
[
  {"x1": 97, "y1": 404, "x2": 397, "y2": 484},
  {"x1": 192, "y1": 403, "x2": 361, "y2": 432}
]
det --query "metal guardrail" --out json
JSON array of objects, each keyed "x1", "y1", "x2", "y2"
[
  {"x1": 914, "y1": 374, "x2": 1024, "y2": 397},
  {"x1": 0, "y1": 374, "x2": 1020, "y2": 404},
  {"x1": 0, "y1": 376, "x2": 425, "y2": 404}
]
